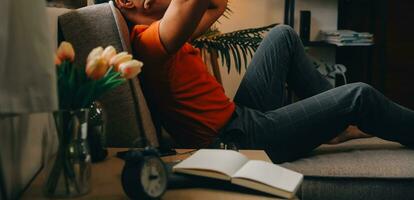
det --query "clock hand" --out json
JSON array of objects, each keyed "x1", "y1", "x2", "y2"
[
  {"x1": 149, "y1": 174, "x2": 159, "y2": 180},
  {"x1": 149, "y1": 166, "x2": 159, "y2": 180}
]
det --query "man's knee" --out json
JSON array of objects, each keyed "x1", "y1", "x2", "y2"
[
  {"x1": 347, "y1": 82, "x2": 376, "y2": 98},
  {"x1": 267, "y1": 25, "x2": 298, "y2": 42},
  {"x1": 348, "y1": 82, "x2": 373, "y2": 90},
  {"x1": 271, "y1": 25, "x2": 296, "y2": 35}
]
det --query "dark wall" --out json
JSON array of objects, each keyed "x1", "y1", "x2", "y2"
[
  {"x1": 385, "y1": 1, "x2": 414, "y2": 109},
  {"x1": 338, "y1": 0, "x2": 414, "y2": 109}
]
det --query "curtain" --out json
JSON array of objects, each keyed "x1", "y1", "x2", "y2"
[
  {"x1": 0, "y1": 0, "x2": 59, "y2": 199},
  {"x1": 0, "y1": 0, "x2": 58, "y2": 114}
]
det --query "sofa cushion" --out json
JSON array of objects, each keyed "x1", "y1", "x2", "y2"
[
  {"x1": 58, "y1": 2, "x2": 159, "y2": 147},
  {"x1": 281, "y1": 138, "x2": 414, "y2": 200}
]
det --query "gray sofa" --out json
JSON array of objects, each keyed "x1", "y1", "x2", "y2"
[{"x1": 58, "y1": 3, "x2": 414, "y2": 200}]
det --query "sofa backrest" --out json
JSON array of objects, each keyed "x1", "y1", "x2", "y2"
[{"x1": 58, "y1": 2, "x2": 159, "y2": 147}]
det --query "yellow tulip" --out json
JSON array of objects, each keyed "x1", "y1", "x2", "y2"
[
  {"x1": 86, "y1": 57, "x2": 109, "y2": 80},
  {"x1": 56, "y1": 41, "x2": 75, "y2": 62},
  {"x1": 101, "y1": 46, "x2": 117, "y2": 62},
  {"x1": 109, "y1": 52, "x2": 133, "y2": 71},
  {"x1": 87, "y1": 46, "x2": 103, "y2": 63},
  {"x1": 119, "y1": 59, "x2": 143, "y2": 79}
]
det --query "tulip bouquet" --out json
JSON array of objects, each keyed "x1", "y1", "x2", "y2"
[
  {"x1": 44, "y1": 42, "x2": 143, "y2": 197},
  {"x1": 55, "y1": 41, "x2": 143, "y2": 110}
]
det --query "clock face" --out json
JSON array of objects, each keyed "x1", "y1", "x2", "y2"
[{"x1": 140, "y1": 156, "x2": 168, "y2": 198}]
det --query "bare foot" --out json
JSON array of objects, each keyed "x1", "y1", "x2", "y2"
[{"x1": 327, "y1": 126, "x2": 372, "y2": 145}]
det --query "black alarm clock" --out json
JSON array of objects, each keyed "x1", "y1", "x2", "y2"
[{"x1": 120, "y1": 149, "x2": 168, "y2": 200}]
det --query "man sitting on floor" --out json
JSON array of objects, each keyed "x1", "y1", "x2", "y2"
[{"x1": 113, "y1": 0, "x2": 414, "y2": 163}]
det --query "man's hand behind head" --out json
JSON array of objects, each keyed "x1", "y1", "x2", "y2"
[
  {"x1": 159, "y1": 0, "x2": 210, "y2": 54},
  {"x1": 116, "y1": 0, "x2": 226, "y2": 54}
]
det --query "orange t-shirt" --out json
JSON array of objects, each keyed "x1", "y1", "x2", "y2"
[{"x1": 131, "y1": 21, "x2": 235, "y2": 147}]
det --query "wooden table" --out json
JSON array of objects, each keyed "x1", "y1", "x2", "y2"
[{"x1": 22, "y1": 149, "x2": 295, "y2": 200}]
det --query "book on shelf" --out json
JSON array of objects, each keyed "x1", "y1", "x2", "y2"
[
  {"x1": 324, "y1": 40, "x2": 374, "y2": 46},
  {"x1": 324, "y1": 37, "x2": 373, "y2": 43},
  {"x1": 172, "y1": 149, "x2": 304, "y2": 199},
  {"x1": 320, "y1": 30, "x2": 374, "y2": 46},
  {"x1": 321, "y1": 30, "x2": 373, "y2": 38}
]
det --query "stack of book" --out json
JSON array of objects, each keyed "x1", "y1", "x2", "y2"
[{"x1": 321, "y1": 30, "x2": 374, "y2": 46}]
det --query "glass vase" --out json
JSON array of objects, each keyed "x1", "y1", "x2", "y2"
[{"x1": 43, "y1": 109, "x2": 92, "y2": 198}]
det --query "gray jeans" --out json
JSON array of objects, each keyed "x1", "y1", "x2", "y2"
[{"x1": 220, "y1": 25, "x2": 414, "y2": 163}]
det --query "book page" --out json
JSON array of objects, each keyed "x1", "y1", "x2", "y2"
[
  {"x1": 231, "y1": 160, "x2": 303, "y2": 194},
  {"x1": 173, "y1": 149, "x2": 249, "y2": 178}
]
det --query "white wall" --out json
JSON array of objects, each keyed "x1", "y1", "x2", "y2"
[{"x1": 215, "y1": 0, "x2": 338, "y2": 99}]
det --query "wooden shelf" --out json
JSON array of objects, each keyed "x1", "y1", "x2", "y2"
[
  {"x1": 282, "y1": 0, "x2": 381, "y2": 91},
  {"x1": 303, "y1": 41, "x2": 336, "y2": 47}
]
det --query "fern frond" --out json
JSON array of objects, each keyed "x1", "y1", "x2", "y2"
[{"x1": 193, "y1": 23, "x2": 278, "y2": 73}]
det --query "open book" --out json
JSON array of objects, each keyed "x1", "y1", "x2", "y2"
[{"x1": 173, "y1": 149, "x2": 303, "y2": 199}]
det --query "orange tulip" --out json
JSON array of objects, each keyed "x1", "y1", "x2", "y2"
[
  {"x1": 119, "y1": 60, "x2": 143, "y2": 79},
  {"x1": 86, "y1": 57, "x2": 109, "y2": 80},
  {"x1": 54, "y1": 54, "x2": 62, "y2": 66},
  {"x1": 109, "y1": 52, "x2": 133, "y2": 71},
  {"x1": 56, "y1": 41, "x2": 75, "y2": 62},
  {"x1": 101, "y1": 46, "x2": 117, "y2": 62},
  {"x1": 87, "y1": 46, "x2": 103, "y2": 63}
]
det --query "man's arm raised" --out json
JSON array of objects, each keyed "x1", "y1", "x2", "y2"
[
  {"x1": 159, "y1": 0, "x2": 210, "y2": 54},
  {"x1": 190, "y1": 0, "x2": 228, "y2": 40}
]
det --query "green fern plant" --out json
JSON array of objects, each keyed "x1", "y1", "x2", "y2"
[
  {"x1": 192, "y1": 1, "x2": 279, "y2": 73},
  {"x1": 192, "y1": 23, "x2": 277, "y2": 73}
]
